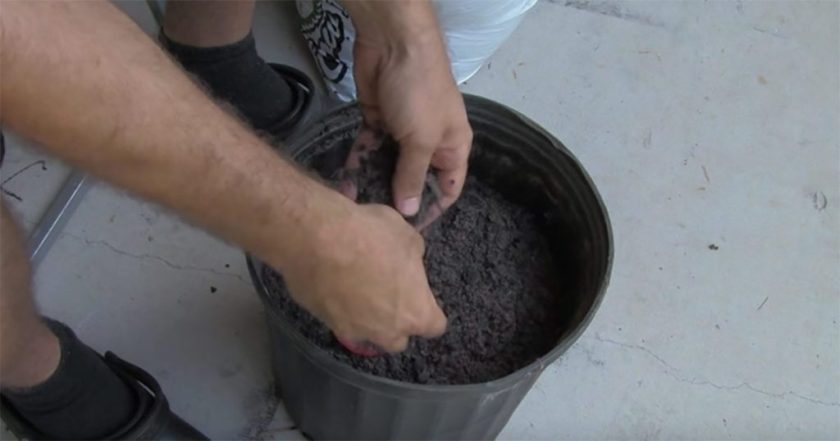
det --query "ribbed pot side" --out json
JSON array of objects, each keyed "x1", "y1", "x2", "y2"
[{"x1": 247, "y1": 95, "x2": 613, "y2": 440}]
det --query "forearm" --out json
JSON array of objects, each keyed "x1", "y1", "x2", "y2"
[
  {"x1": 342, "y1": 0, "x2": 441, "y2": 46},
  {"x1": 0, "y1": 1, "x2": 343, "y2": 270}
]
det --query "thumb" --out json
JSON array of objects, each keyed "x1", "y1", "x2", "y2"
[
  {"x1": 393, "y1": 140, "x2": 434, "y2": 216},
  {"x1": 416, "y1": 297, "x2": 447, "y2": 339}
]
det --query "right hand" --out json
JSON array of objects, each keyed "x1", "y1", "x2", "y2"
[{"x1": 280, "y1": 201, "x2": 447, "y2": 353}]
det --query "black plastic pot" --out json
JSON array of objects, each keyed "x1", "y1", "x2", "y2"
[{"x1": 247, "y1": 95, "x2": 612, "y2": 440}]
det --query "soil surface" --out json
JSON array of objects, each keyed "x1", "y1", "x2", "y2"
[{"x1": 261, "y1": 144, "x2": 566, "y2": 384}]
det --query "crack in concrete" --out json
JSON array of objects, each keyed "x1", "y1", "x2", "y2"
[
  {"x1": 594, "y1": 334, "x2": 839, "y2": 408},
  {"x1": 61, "y1": 231, "x2": 251, "y2": 287},
  {"x1": 576, "y1": 343, "x2": 606, "y2": 367},
  {"x1": 751, "y1": 26, "x2": 788, "y2": 39},
  {"x1": 557, "y1": 0, "x2": 671, "y2": 30}
]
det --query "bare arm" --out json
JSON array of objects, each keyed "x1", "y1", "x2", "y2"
[
  {"x1": 1, "y1": 1, "x2": 323, "y2": 267},
  {"x1": 0, "y1": 1, "x2": 444, "y2": 351}
]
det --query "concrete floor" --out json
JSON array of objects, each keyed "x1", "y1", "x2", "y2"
[{"x1": 1, "y1": 1, "x2": 838, "y2": 439}]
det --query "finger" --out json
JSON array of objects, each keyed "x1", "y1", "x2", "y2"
[
  {"x1": 414, "y1": 294, "x2": 448, "y2": 339},
  {"x1": 430, "y1": 131, "x2": 471, "y2": 210},
  {"x1": 414, "y1": 203, "x2": 443, "y2": 232},
  {"x1": 345, "y1": 126, "x2": 384, "y2": 170},
  {"x1": 433, "y1": 164, "x2": 467, "y2": 210},
  {"x1": 377, "y1": 334, "x2": 409, "y2": 354},
  {"x1": 412, "y1": 176, "x2": 445, "y2": 230},
  {"x1": 412, "y1": 154, "x2": 468, "y2": 230},
  {"x1": 337, "y1": 178, "x2": 358, "y2": 201},
  {"x1": 338, "y1": 126, "x2": 383, "y2": 201},
  {"x1": 358, "y1": 103, "x2": 383, "y2": 131},
  {"x1": 335, "y1": 335, "x2": 382, "y2": 357},
  {"x1": 412, "y1": 174, "x2": 443, "y2": 231},
  {"x1": 406, "y1": 273, "x2": 447, "y2": 339},
  {"x1": 393, "y1": 139, "x2": 435, "y2": 216}
]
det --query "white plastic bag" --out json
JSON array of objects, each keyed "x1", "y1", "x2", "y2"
[{"x1": 296, "y1": 0, "x2": 537, "y2": 101}]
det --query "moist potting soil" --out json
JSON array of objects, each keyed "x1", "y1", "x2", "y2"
[{"x1": 261, "y1": 144, "x2": 566, "y2": 385}]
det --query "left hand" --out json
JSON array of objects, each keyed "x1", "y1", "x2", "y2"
[{"x1": 339, "y1": 1, "x2": 473, "y2": 226}]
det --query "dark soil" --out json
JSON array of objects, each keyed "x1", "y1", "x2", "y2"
[{"x1": 261, "y1": 144, "x2": 566, "y2": 385}]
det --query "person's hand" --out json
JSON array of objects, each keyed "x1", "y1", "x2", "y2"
[
  {"x1": 340, "y1": 1, "x2": 473, "y2": 226},
  {"x1": 279, "y1": 198, "x2": 447, "y2": 352}
]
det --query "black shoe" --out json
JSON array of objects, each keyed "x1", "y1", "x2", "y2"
[
  {"x1": 0, "y1": 352, "x2": 208, "y2": 440},
  {"x1": 264, "y1": 63, "x2": 315, "y2": 141}
]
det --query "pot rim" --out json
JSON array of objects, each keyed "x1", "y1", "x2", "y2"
[{"x1": 247, "y1": 94, "x2": 613, "y2": 395}]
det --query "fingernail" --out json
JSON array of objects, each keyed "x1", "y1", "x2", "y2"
[{"x1": 398, "y1": 197, "x2": 421, "y2": 216}]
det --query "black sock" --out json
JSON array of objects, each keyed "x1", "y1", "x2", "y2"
[
  {"x1": 161, "y1": 31, "x2": 295, "y2": 131},
  {"x1": 2, "y1": 319, "x2": 137, "y2": 439}
]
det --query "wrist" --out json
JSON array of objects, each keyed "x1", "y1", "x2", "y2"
[
  {"x1": 261, "y1": 179, "x2": 357, "y2": 273},
  {"x1": 343, "y1": 0, "x2": 440, "y2": 47}
]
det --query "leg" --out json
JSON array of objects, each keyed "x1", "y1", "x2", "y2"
[
  {"x1": 0, "y1": 202, "x2": 60, "y2": 389},
  {"x1": 1, "y1": 202, "x2": 137, "y2": 439},
  {"x1": 161, "y1": 0, "x2": 304, "y2": 134},
  {"x1": 162, "y1": 0, "x2": 255, "y2": 48}
]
